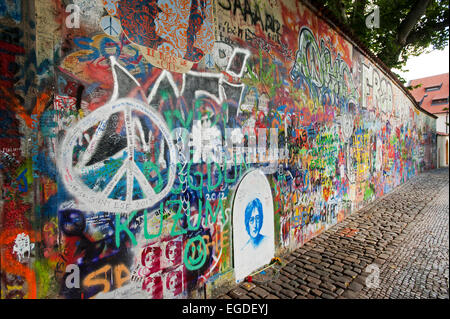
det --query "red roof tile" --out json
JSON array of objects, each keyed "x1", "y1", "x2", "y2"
[{"x1": 409, "y1": 73, "x2": 449, "y2": 114}]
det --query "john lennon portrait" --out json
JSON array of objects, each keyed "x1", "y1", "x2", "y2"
[
  {"x1": 232, "y1": 170, "x2": 275, "y2": 282},
  {"x1": 241, "y1": 198, "x2": 268, "y2": 253}
]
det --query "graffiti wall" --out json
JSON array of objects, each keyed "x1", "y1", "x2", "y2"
[{"x1": 0, "y1": 0, "x2": 436, "y2": 299}]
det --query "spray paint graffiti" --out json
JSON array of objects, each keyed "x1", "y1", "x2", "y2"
[
  {"x1": 58, "y1": 58, "x2": 178, "y2": 213},
  {"x1": 0, "y1": 0, "x2": 21, "y2": 23},
  {"x1": 290, "y1": 26, "x2": 359, "y2": 109},
  {"x1": 109, "y1": 0, "x2": 215, "y2": 72},
  {"x1": 0, "y1": 0, "x2": 437, "y2": 299},
  {"x1": 12, "y1": 233, "x2": 34, "y2": 263}
]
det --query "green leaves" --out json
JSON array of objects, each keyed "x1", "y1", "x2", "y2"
[{"x1": 315, "y1": 0, "x2": 449, "y2": 70}]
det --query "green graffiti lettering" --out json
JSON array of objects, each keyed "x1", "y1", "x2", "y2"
[
  {"x1": 173, "y1": 109, "x2": 193, "y2": 129},
  {"x1": 207, "y1": 161, "x2": 223, "y2": 191},
  {"x1": 163, "y1": 110, "x2": 174, "y2": 131},
  {"x1": 142, "y1": 161, "x2": 163, "y2": 193},
  {"x1": 183, "y1": 235, "x2": 208, "y2": 271},
  {"x1": 168, "y1": 199, "x2": 187, "y2": 236},
  {"x1": 115, "y1": 211, "x2": 137, "y2": 248},
  {"x1": 224, "y1": 156, "x2": 239, "y2": 184},
  {"x1": 204, "y1": 198, "x2": 225, "y2": 226}
]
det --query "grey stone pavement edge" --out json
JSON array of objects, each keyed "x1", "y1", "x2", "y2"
[{"x1": 219, "y1": 168, "x2": 449, "y2": 300}]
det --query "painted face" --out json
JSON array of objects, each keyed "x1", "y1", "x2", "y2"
[
  {"x1": 144, "y1": 276, "x2": 162, "y2": 298},
  {"x1": 145, "y1": 279, "x2": 155, "y2": 293},
  {"x1": 144, "y1": 249, "x2": 155, "y2": 266},
  {"x1": 248, "y1": 208, "x2": 261, "y2": 238},
  {"x1": 167, "y1": 244, "x2": 177, "y2": 261},
  {"x1": 168, "y1": 274, "x2": 178, "y2": 291}
]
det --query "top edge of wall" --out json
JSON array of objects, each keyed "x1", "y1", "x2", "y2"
[{"x1": 300, "y1": 0, "x2": 438, "y2": 120}]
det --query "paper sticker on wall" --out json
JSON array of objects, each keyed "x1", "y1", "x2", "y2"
[
  {"x1": 105, "y1": 0, "x2": 215, "y2": 72},
  {"x1": 232, "y1": 169, "x2": 275, "y2": 282}
]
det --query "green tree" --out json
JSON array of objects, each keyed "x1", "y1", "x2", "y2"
[{"x1": 315, "y1": 0, "x2": 449, "y2": 73}]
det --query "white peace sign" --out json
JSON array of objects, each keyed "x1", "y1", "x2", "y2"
[{"x1": 58, "y1": 96, "x2": 177, "y2": 213}]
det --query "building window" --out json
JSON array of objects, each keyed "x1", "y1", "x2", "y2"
[
  {"x1": 431, "y1": 98, "x2": 449, "y2": 105},
  {"x1": 425, "y1": 84, "x2": 442, "y2": 92}
]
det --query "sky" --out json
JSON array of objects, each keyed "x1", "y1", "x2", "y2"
[{"x1": 393, "y1": 45, "x2": 449, "y2": 83}]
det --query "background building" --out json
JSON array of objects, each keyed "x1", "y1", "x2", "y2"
[{"x1": 409, "y1": 73, "x2": 449, "y2": 167}]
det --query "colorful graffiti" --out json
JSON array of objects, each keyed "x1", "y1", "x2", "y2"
[
  {"x1": 103, "y1": 0, "x2": 215, "y2": 72},
  {"x1": 0, "y1": 0, "x2": 436, "y2": 299}
]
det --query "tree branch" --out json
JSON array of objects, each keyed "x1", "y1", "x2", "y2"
[
  {"x1": 397, "y1": 0, "x2": 432, "y2": 45},
  {"x1": 325, "y1": 0, "x2": 348, "y2": 23},
  {"x1": 350, "y1": 0, "x2": 367, "y2": 26},
  {"x1": 405, "y1": 16, "x2": 450, "y2": 45}
]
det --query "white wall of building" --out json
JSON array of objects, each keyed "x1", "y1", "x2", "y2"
[
  {"x1": 437, "y1": 135, "x2": 449, "y2": 167},
  {"x1": 436, "y1": 113, "x2": 449, "y2": 133}
]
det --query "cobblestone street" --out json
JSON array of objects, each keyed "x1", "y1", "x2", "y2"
[{"x1": 220, "y1": 169, "x2": 449, "y2": 300}]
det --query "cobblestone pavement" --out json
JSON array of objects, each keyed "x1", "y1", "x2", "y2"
[{"x1": 219, "y1": 169, "x2": 449, "y2": 300}]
